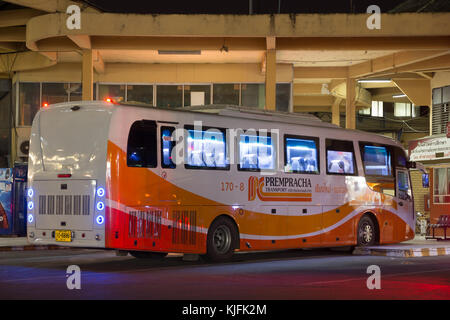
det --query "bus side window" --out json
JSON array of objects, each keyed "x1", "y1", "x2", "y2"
[
  {"x1": 161, "y1": 126, "x2": 176, "y2": 169},
  {"x1": 360, "y1": 144, "x2": 392, "y2": 177},
  {"x1": 127, "y1": 120, "x2": 157, "y2": 168},
  {"x1": 185, "y1": 125, "x2": 229, "y2": 170},
  {"x1": 238, "y1": 132, "x2": 277, "y2": 171},
  {"x1": 325, "y1": 139, "x2": 357, "y2": 175},
  {"x1": 284, "y1": 135, "x2": 319, "y2": 174}
]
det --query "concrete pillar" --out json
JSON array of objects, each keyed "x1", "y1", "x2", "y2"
[
  {"x1": 265, "y1": 49, "x2": 276, "y2": 111},
  {"x1": 345, "y1": 77, "x2": 356, "y2": 129},
  {"x1": 332, "y1": 98, "x2": 341, "y2": 126},
  {"x1": 82, "y1": 49, "x2": 94, "y2": 101}
]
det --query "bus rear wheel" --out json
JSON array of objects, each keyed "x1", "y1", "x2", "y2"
[
  {"x1": 357, "y1": 215, "x2": 376, "y2": 246},
  {"x1": 129, "y1": 251, "x2": 167, "y2": 260},
  {"x1": 206, "y1": 217, "x2": 237, "y2": 262}
]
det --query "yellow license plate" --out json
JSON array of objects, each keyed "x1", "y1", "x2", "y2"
[{"x1": 55, "y1": 230, "x2": 72, "y2": 242}]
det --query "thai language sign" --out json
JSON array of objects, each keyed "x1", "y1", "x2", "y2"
[{"x1": 409, "y1": 136, "x2": 450, "y2": 161}]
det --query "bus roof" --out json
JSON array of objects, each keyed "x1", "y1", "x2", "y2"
[{"x1": 43, "y1": 100, "x2": 402, "y2": 148}]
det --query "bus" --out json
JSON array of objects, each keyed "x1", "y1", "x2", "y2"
[{"x1": 26, "y1": 101, "x2": 415, "y2": 261}]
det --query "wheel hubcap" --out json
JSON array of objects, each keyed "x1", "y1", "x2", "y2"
[
  {"x1": 213, "y1": 225, "x2": 231, "y2": 254},
  {"x1": 360, "y1": 223, "x2": 373, "y2": 244}
]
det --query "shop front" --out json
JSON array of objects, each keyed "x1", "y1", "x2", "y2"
[{"x1": 409, "y1": 134, "x2": 450, "y2": 237}]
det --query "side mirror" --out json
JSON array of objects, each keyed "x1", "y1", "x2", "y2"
[{"x1": 407, "y1": 161, "x2": 427, "y2": 174}]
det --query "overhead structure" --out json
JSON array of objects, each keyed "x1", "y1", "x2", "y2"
[{"x1": 0, "y1": 0, "x2": 449, "y2": 129}]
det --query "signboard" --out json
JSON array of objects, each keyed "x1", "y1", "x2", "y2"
[
  {"x1": 0, "y1": 168, "x2": 13, "y2": 234},
  {"x1": 409, "y1": 136, "x2": 450, "y2": 161},
  {"x1": 447, "y1": 122, "x2": 450, "y2": 138}
]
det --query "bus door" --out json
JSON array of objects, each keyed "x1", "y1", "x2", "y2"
[
  {"x1": 395, "y1": 168, "x2": 414, "y2": 225},
  {"x1": 158, "y1": 124, "x2": 178, "y2": 203}
]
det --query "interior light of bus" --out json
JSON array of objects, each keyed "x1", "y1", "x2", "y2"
[
  {"x1": 97, "y1": 187, "x2": 105, "y2": 197},
  {"x1": 27, "y1": 214, "x2": 34, "y2": 223},
  {"x1": 96, "y1": 215, "x2": 105, "y2": 225},
  {"x1": 57, "y1": 174, "x2": 72, "y2": 178},
  {"x1": 27, "y1": 201, "x2": 34, "y2": 210},
  {"x1": 96, "y1": 201, "x2": 105, "y2": 211},
  {"x1": 27, "y1": 188, "x2": 34, "y2": 198}
]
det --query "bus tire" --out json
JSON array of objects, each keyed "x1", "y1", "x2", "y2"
[
  {"x1": 357, "y1": 215, "x2": 377, "y2": 246},
  {"x1": 206, "y1": 216, "x2": 238, "y2": 262},
  {"x1": 129, "y1": 251, "x2": 167, "y2": 260}
]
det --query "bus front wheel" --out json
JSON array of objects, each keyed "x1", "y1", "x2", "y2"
[
  {"x1": 357, "y1": 215, "x2": 377, "y2": 246},
  {"x1": 206, "y1": 217, "x2": 238, "y2": 262}
]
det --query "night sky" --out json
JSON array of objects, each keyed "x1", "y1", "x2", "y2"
[{"x1": 78, "y1": 0, "x2": 412, "y2": 14}]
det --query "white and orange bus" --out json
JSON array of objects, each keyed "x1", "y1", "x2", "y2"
[{"x1": 26, "y1": 101, "x2": 415, "y2": 261}]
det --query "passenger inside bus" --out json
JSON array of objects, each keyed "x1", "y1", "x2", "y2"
[
  {"x1": 327, "y1": 151, "x2": 354, "y2": 174},
  {"x1": 285, "y1": 137, "x2": 318, "y2": 173}
]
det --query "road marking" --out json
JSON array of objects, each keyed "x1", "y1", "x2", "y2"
[{"x1": 303, "y1": 267, "x2": 450, "y2": 286}]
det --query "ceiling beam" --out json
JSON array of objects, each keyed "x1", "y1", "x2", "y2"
[
  {"x1": 93, "y1": 50, "x2": 104, "y2": 74},
  {"x1": 0, "y1": 42, "x2": 21, "y2": 51},
  {"x1": 349, "y1": 50, "x2": 449, "y2": 78},
  {"x1": 91, "y1": 37, "x2": 266, "y2": 51},
  {"x1": 294, "y1": 106, "x2": 331, "y2": 113},
  {"x1": 67, "y1": 35, "x2": 91, "y2": 49},
  {"x1": 293, "y1": 83, "x2": 328, "y2": 96},
  {"x1": 393, "y1": 54, "x2": 450, "y2": 73},
  {"x1": 293, "y1": 95, "x2": 334, "y2": 107},
  {"x1": 0, "y1": 27, "x2": 26, "y2": 42},
  {"x1": 2, "y1": 0, "x2": 97, "y2": 13},
  {"x1": 393, "y1": 79, "x2": 431, "y2": 106},
  {"x1": 0, "y1": 51, "x2": 56, "y2": 72},
  {"x1": 277, "y1": 37, "x2": 450, "y2": 51},
  {"x1": 294, "y1": 67, "x2": 348, "y2": 79},
  {"x1": 0, "y1": 9, "x2": 42, "y2": 27}
]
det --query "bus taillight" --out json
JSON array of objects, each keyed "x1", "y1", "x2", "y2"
[{"x1": 57, "y1": 173, "x2": 72, "y2": 178}]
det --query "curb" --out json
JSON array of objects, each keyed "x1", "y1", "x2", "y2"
[
  {"x1": 0, "y1": 245, "x2": 71, "y2": 252},
  {"x1": 353, "y1": 246, "x2": 450, "y2": 258}
]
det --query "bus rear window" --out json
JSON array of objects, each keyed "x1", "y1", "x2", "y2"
[
  {"x1": 326, "y1": 139, "x2": 356, "y2": 175},
  {"x1": 127, "y1": 120, "x2": 157, "y2": 168},
  {"x1": 362, "y1": 145, "x2": 392, "y2": 176}
]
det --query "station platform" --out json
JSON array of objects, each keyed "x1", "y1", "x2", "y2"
[{"x1": 353, "y1": 236, "x2": 450, "y2": 258}]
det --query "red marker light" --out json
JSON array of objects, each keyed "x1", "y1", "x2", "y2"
[
  {"x1": 42, "y1": 102, "x2": 49, "y2": 108},
  {"x1": 57, "y1": 174, "x2": 72, "y2": 178}
]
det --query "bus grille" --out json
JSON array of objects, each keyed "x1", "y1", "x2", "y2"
[
  {"x1": 129, "y1": 210, "x2": 162, "y2": 239},
  {"x1": 38, "y1": 195, "x2": 90, "y2": 216},
  {"x1": 172, "y1": 210, "x2": 197, "y2": 245}
]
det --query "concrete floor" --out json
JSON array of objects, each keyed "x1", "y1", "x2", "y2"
[{"x1": 0, "y1": 248, "x2": 449, "y2": 300}]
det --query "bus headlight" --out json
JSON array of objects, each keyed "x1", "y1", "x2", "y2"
[
  {"x1": 96, "y1": 215, "x2": 105, "y2": 225},
  {"x1": 97, "y1": 187, "x2": 105, "y2": 197},
  {"x1": 96, "y1": 201, "x2": 105, "y2": 211}
]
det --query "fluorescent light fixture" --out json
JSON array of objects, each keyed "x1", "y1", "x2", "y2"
[
  {"x1": 158, "y1": 50, "x2": 201, "y2": 55},
  {"x1": 393, "y1": 94, "x2": 407, "y2": 98},
  {"x1": 358, "y1": 79, "x2": 392, "y2": 83}
]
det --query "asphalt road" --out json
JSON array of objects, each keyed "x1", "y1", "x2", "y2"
[{"x1": 0, "y1": 248, "x2": 449, "y2": 300}]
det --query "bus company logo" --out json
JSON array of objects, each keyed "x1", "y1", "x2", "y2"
[{"x1": 248, "y1": 176, "x2": 312, "y2": 202}]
